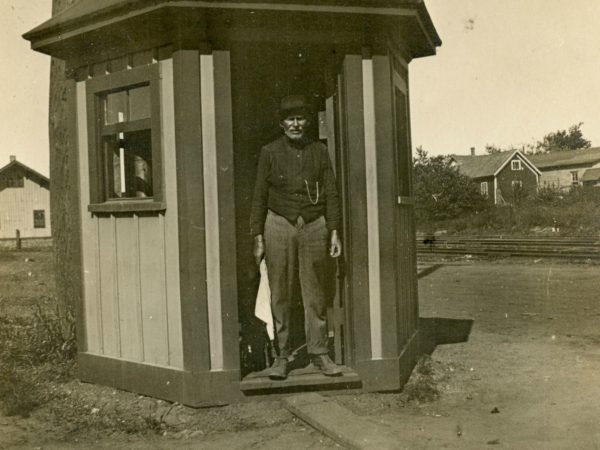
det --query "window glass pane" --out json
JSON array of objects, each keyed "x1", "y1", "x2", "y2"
[
  {"x1": 128, "y1": 85, "x2": 151, "y2": 122},
  {"x1": 105, "y1": 90, "x2": 128, "y2": 125},
  {"x1": 33, "y1": 210, "x2": 45, "y2": 228},
  {"x1": 103, "y1": 130, "x2": 153, "y2": 199}
]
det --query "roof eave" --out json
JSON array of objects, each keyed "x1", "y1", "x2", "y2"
[
  {"x1": 24, "y1": 1, "x2": 441, "y2": 60},
  {"x1": 0, "y1": 160, "x2": 50, "y2": 184}
]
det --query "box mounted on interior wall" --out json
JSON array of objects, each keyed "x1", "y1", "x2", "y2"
[{"x1": 24, "y1": 0, "x2": 441, "y2": 406}]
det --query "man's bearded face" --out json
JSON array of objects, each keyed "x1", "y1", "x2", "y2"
[{"x1": 281, "y1": 115, "x2": 308, "y2": 141}]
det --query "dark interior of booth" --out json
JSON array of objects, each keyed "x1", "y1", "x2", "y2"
[{"x1": 229, "y1": 42, "x2": 358, "y2": 391}]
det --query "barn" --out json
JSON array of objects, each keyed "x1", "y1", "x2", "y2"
[
  {"x1": 0, "y1": 156, "x2": 51, "y2": 240},
  {"x1": 25, "y1": 0, "x2": 441, "y2": 406}
]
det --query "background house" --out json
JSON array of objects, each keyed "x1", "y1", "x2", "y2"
[
  {"x1": 0, "y1": 156, "x2": 51, "y2": 239},
  {"x1": 451, "y1": 150, "x2": 540, "y2": 204},
  {"x1": 529, "y1": 147, "x2": 600, "y2": 189}
]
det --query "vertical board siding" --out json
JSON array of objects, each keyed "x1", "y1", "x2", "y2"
[
  {"x1": 97, "y1": 218, "x2": 120, "y2": 357},
  {"x1": 403, "y1": 71, "x2": 419, "y2": 338},
  {"x1": 76, "y1": 81, "x2": 102, "y2": 354},
  {"x1": 173, "y1": 49, "x2": 211, "y2": 373},
  {"x1": 160, "y1": 58, "x2": 184, "y2": 369},
  {"x1": 213, "y1": 51, "x2": 240, "y2": 372},
  {"x1": 200, "y1": 53, "x2": 224, "y2": 372},
  {"x1": 134, "y1": 215, "x2": 145, "y2": 361},
  {"x1": 397, "y1": 210, "x2": 412, "y2": 343},
  {"x1": 76, "y1": 60, "x2": 184, "y2": 369},
  {"x1": 138, "y1": 215, "x2": 170, "y2": 365},
  {"x1": 393, "y1": 72, "x2": 418, "y2": 347},
  {"x1": 115, "y1": 219, "x2": 143, "y2": 361},
  {"x1": 372, "y1": 55, "x2": 400, "y2": 358},
  {"x1": 336, "y1": 72, "x2": 354, "y2": 366},
  {"x1": 408, "y1": 209, "x2": 418, "y2": 334},
  {"x1": 361, "y1": 57, "x2": 383, "y2": 361},
  {"x1": 342, "y1": 55, "x2": 372, "y2": 363}
]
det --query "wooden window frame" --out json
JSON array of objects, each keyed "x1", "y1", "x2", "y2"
[
  {"x1": 512, "y1": 180, "x2": 523, "y2": 189},
  {"x1": 480, "y1": 181, "x2": 488, "y2": 197},
  {"x1": 571, "y1": 171, "x2": 579, "y2": 185},
  {"x1": 511, "y1": 160, "x2": 522, "y2": 171},
  {"x1": 86, "y1": 64, "x2": 165, "y2": 214},
  {"x1": 33, "y1": 210, "x2": 46, "y2": 229}
]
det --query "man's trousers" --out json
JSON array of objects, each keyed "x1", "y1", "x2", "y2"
[{"x1": 264, "y1": 210, "x2": 330, "y2": 357}]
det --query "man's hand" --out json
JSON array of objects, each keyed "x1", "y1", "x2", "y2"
[
  {"x1": 253, "y1": 234, "x2": 265, "y2": 265},
  {"x1": 329, "y1": 230, "x2": 342, "y2": 258}
]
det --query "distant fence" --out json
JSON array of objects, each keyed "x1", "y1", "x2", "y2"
[{"x1": 0, "y1": 234, "x2": 53, "y2": 250}]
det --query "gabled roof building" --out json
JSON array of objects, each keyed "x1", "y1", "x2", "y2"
[
  {"x1": 450, "y1": 150, "x2": 541, "y2": 204},
  {"x1": 0, "y1": 156, "x2": 51, "y2": 239}
]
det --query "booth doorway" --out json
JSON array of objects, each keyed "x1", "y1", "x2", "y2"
[{"x1": 229, "y1": 42, "x2": 355, "y2": 387}]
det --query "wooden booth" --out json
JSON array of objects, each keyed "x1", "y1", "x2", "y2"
[{"x1": 25, "y1": 0, "x2": 441, "y2": 406}]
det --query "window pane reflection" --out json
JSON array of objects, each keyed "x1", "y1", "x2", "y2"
[
  {"x1": 104, "y1": 85, "x2": 150, "y2": 124},
  {"x1": 105, "y1": 90, "x2": 128, "y2": 124},
  {"x1": 129, "y1": 85, "x2": 151, "y2": 121},
  {"x1": 103, "y1": 130, "x2": 153, "y2": 199}
]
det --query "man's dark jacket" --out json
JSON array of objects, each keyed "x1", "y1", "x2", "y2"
[{"x1": 250, "y1": 136, "x2": 340, "y2": 236}]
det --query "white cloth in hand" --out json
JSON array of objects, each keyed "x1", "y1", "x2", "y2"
[{"x1": 254, "y1": 259, "x2": 274, "y2": 340}]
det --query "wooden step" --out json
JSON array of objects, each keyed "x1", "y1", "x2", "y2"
[{"x1": 240, "y1": 364, "x2": 361, "y2": 394}]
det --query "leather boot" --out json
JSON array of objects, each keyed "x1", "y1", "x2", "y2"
[
  {"x1": 312, "y1": 354, "x2": 343, "y2": 377},
  {"x1": 268, "y1": 357, "x2": 288, "y2": 380}
]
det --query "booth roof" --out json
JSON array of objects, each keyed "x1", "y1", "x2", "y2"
[{"x1": 24, "y1": 0, "x2": 441, "y2": 47}]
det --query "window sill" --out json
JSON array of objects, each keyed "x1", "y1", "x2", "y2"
[{"x1": 88, "y1": 200, "x2": 166, "y2": 214}]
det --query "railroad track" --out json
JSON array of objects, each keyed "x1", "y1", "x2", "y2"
[{"x1": 416, "y1": 235, "x2": 600, "y2": 259}]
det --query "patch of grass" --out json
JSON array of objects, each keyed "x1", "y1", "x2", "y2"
[
  {"x1": 403, "y1": 356, "x2": 440, "y2": 403},
  {"x1": 0, "y1": 298, "x2": 76, "y2": 417}
]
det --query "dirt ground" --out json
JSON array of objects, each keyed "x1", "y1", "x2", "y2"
[
  {"x1": 1, "y1": 251, "x2": 600, "y2": 449},
  {"x1": 337, "y1": 258, "x2": 600, "y2": 449}
]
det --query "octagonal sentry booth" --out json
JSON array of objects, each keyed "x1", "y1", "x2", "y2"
[{"x1": 25, "y1": 0, "x2": 441, "y2": 406}]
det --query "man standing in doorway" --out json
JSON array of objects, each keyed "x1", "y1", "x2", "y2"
[{"x1": 250, "y1": 95, "x2": 342, "y2": 380}]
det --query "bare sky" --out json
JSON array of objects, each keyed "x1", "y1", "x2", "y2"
[
  {"x1": 2, "y1": 1, "x2": 600, "y2": 176},
  {"x1": 0, "y1": 2, "x2": 51, "y2": 175},
  {"x1": 410, "y1": 0, "x2": 600, "y2": 156}
]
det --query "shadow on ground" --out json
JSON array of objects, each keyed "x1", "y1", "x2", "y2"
[{"x1": 420, "y1": 317, "x2": 474, "y2": 355}]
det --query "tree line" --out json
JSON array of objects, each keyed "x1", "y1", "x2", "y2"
[
  {"x1": 413, "y1": 123, "x2": 594, "y2": 228},
  {"x1": 485, "y1": 123, "x2": 591, "y2": 154}
]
